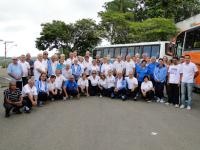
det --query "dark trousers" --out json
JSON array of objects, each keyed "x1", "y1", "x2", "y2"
[
  {"x1": 99, "y1": 87, "x2": 108, "y2": 96},
  {"x1": 89, "y1": 81, "x2": 99, "y2": 96},
  {"x1": 16, "y1": 81, "x2": 23, "y2": 91},
  {"x1": 23, "y1": 96, "x2": 33, "y2": 109},
  {"x1": 155, "y1": 82, "x2": 165, "y2": 99},
  {"x1": 107, "y1": 87, "x2": 114, "y2": 97},
  {"x1": 142, "y1": 90, "x2": 155, "y2": 101},
  {"x1": 66, "y1": 89, "x2": 78, "y2": 97},
  {"x1": 4, "y1": 102, "x2": 23, "y2": 115},
  {"x1": 22, "y1": 77, "x2": 28, "y2": 86},
  {"x1": 113, "y1": 88, "x2": 126, "y2": 99},
  {"x1": 49, "y1": 89, "x2": 63, "y2": 100},
  {"x1": 38, "y1": 92, "x2": 48, "y2": 102},
  {"x1": 126, "y1": 88, "x2": 137, "y2": 99},
  {"x1": 168, "y1": 83, "x2": 179, "y2": 105}
]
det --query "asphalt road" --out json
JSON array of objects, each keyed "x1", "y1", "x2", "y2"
[{"x1": 0, "y1": 93, "x2": 200, "y2": 150}]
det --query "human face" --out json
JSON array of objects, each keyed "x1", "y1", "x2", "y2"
[
  {"x1": 38, "y1": 54, "x2": 43, "y2": 61},
  {"x1": 151, "y1": 58, "x2": 156, "y2": 63},
  {"x1": 73, "y1": 51, "x2": 77, "y2": 57},
  {"x1": 69, "y1": 76, "x2": 74, "y2": 82},
  {"x1": 21, "y1": 55, "x2": 26, "y2": 62},
  {"x1": 56, "y1": 69, "x2": 61, "y2": 75},
  {"x1": 41, "y1": 74, "x2": 47, "y2": 81},
  {"x1": 126, "y1": 56, "x2": 130, "y2": 61},
  {"x1": 185, "y1": 56, "x2": 190, "y2": 64},
  {"x1": 118, "y1": 72, "x2": 122, "y2": 78},
  {"x1": 173, "y1": 59, "x2": 178, "y2": 65},
  {"x1": 144, "y1": 77, "x2": 148, "y2": 82},
  {"x1": 92, "y1": 71, "x2": 96, "y2": 77},
  {"x1": 10, "y1": 83, "x2": 17, "y2": 90},
  {"x1": 43, "y1": 52, "x2": 48, "y2": 59},
  {"x1": 12, "y1": 58, "x2": 18, "y2": 64},
  {"x1": 159, "y1": 60, "x2": 164, "y2": 66},
  {"x1": 129, "y1": 72, "x2": 133, "y2": 78},
  {"x1": 26, "y1": 53, "x2": 31, "y2": 60}
]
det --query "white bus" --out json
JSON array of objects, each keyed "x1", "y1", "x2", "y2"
[{"x1": 93, "y1": 41, "x2": 172, "y2": 59}]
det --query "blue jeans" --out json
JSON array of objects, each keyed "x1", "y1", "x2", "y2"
[{"x1": 181, "y1": 83, "x2": 194, "y2": 107}]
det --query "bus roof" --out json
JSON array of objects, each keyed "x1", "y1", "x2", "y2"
[{"x1": 95, "y1": 41, "x2": 169, "y2": 49}]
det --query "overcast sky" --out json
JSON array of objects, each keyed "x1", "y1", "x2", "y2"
[{"x1": 0, "y1": 0, "x2": 111, "y2": 57}]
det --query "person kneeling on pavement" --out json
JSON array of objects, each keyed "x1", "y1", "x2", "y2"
[
  {"x1": 63, "y1": 75, "x2": 79, "y2": 100},
  {"x1": 78, "y1": 73, "x2": 89, "y2": 96},
  {"x1": 48, "y1": 75, "x2": 57, "y2": 101},
  {"x1": 141, "y1": 76, "x2": 155, "y2": 102},
  {"x1": 125, "y1": 71, "x2": 138, "y2": 100},
  {"x1": 113, "y1": 71, "x2": 127, "y2": 101},
  {"x1": 3, "y1": 81, "x2": 23, "y2": 117},
  {"x1": 22, "y1": 78, "x2": 37, "y2": 113}
]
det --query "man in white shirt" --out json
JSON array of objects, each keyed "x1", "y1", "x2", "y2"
[
  {"x1": 34, "y1": 54, "x2": 46, "y2": 81},
  {"x1": 106, "y1": 70, "x2": 115, "y2": 97},
  {"x1": 125, "y1": 71, "x2": 138, "y2": 100},
  {"x1": 66, "y1": 52, "x2": 74, "y2": 65},
  {"x1": 78, "y1": 73, "x2": 89, "y2": 96},
  {"x1": 167, "y1": 57, "x2": 182, "y2": 108},
  {"x1": 42, "y1": 51, "x2": 49, "y2": 71},
  {"x1": 124, "y1": 55, "x2": 135, "y2": 76},
  {"x1": 19, "y1": 54, "x2": 30, "y2": 86},
  {"x1": 101, "y1": 57, "x2": 113, "y2": 76},
  {"x1": 180, "y1": 55, "x2": 199, "y2": 110},
  {"x1": 113, "y1": 56, "x2": 125, "y2": 75},
  {"x1": 22, "y1": 78, "x2": 37, "y2": 113},
  {"x1": 86, "y1": 50, "x2": 93, "y2": 63}
]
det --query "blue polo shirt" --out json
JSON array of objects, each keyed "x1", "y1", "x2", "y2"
[
  {"x1": 136, "y1": 65, "x2": 148, "y2": 82},
  {"x1": 64, "y1": 80, "x2": 78, "y2": 91},
  {"x1": 7, "y1": 63, "x2": 23, "y2": 81}
]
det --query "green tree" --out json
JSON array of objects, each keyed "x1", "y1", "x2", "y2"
[
  {"x1": 36, "y1": 20, "x2": 73, "y2": 52},
  {"x1": 36, "y1": 19, "x2": 102, "y2": 55},
  {"x1": 72, "y1": 19, "x2": 102, "y2": 55}
]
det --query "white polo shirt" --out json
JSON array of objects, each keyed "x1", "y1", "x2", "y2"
[
  {"x1": 55, "y1": 75, "x2": 66, "y2": 90},
  {"x1": 98, "y1": 79, "x2": 107, "y2": 89},
  {"x1": 168, "y1": 64, "x2": 182, "y2": 84},
  {"x1": 22, "y1": 84, "x2": 37, "y2": 97},
  {"x1": 88, "y1": 75, "x2": 100, "y2": 86},
  {"x1": 113, "y1": 61, "x2": 125, "y2": 72},
  {"x1": 48, "y1": 81, "x2": 56, "y2": 91},
  {"x1": 181, "y1": 62, "x2": 198, "y2": 83},
  {"x1": 19, "y1": 61, "x2": 30, "y2": 77},
  {"x1": 141, "y1": 81, "x2": 153, "y2": 92},
  {"x1": 124, "y1": 61, "x2": 135, "y2": 76},
  {"x1": 78, "y1": 78, "x2": 89, "y2": 87},
  {"x1": 101, "y1": 63, "x2": 112, "y2": 75},
  {"x1": 125, "y1": 77, "x2": 138, "y2": 89},
  {"x1": 106, "y1": 75, "x2": 115, "y2": 88},
  {"x1": 34, "y1": 60, "x2": 46, "y2": 81}
]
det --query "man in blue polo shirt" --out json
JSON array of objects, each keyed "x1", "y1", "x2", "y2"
[
  {"x1": 7, "y1": 57, "x2": 23, "y2": 91},
  {"x1": 63, "y1": 75, "x2": 79, "y2": 100},
  {"x1": 147, "y1": 56, "x2": 159, "y2": 85}
]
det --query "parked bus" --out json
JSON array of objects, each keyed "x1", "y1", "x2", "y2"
[
  {"x1": 93, "y1": 41, "x2": 172, "y2": 60},
  {"x1": 175, "y1": 25, "x2": 200, "y2": 88}
]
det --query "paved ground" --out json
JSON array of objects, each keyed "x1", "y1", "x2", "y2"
[{"x1": 0, "y1": 93, "x2": 200, "y2": 150}]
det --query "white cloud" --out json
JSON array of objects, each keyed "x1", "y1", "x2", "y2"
[{"x1": 0, "y1": 0, "x2": 111, "y2": 57}]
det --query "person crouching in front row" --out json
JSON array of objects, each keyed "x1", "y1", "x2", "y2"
[
  {"x1": 106, "y1": 70, "x2": 115, "y2": 98},
  {"x1": 22, "y1": 78, "x2": 38, "y2": 113},
  {"x1": 35, "y1": 73, "x2": 49, "y2": 107},
  {"x1": 113, "y1": 71, "x2": 127, "y2": 101},
  {"x1": 48, "y1": 75, "x2": 57, "y2": 101},
  {"x1": 63, "y1": 75, "x2": 79, "y2": 100},
  {"x1": 3, "y1": 81, "x2": 23, "y2": 117},
  {"x1": 125, "y1": 71, "x2": 138, "y2": 101},
  {"x1": 78, "y1": 73, "x2": 89, "y2": 96},
  {"x1": 88, "y1": 70, "x2": 100, "y2": 96},
  {"x1": 98, "y1": 73, "x2": 108, "y2": 98},
  {"x1": 141, "y1": 76, "x2": 155, "y2": 102}
]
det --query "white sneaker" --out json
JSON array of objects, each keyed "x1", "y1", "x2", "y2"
[
  {"x1": 165, "y1": 102, "x2": 169, "y2": 106},
  {"x1": 187, "y1": 106, "x2": 191, "y2": 110},
  {"x1": 99, "y1": 95, "x2": 103, "y2": 98},
  {"x1": 156, "y1": 98, "x2": 160, "y2": 103},
  {"x1": 63, "y1": 97, "x2": 67, "y2": 101},
  {"x1": 160, "y1": 99, "x2": 165, "y2": 103},
  {"x1": 175, "y1": 104, "x2": 179, "y2": 108},
  {"x1": 180, "y1": 105, "x2": 185, "y2": 109},
  {"x1": 147, "y1": 100, "x2": 152, "y2": 103}
]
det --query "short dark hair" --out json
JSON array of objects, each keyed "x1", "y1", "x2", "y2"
[
  {"x1": 143, "y1": 75, "x2": 149, "y2": 81},
  {"x1": 159, "y1": 58, "x2": 164, "y2": 61},
  {"x1": 141, "y1": 60, "x2": 147, "y2": 64},
  {"x1": 172, "y1": 56, "x2": 178, "y2": 60}
]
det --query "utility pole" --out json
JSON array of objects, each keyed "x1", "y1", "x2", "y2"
[{"x1": 4, "y1": 41, "x2": 14, "y2": 65}]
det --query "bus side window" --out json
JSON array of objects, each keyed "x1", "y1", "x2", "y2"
[
  {"x1": 103, "y1": 48, "x2": 109, "y2": 57},
  {"x1": 128, "y1": 47, "x2": 135, "y2": 56},
  {"x1": 143, "y1": 46, "x2": 151, "y2": 58},
  {"x1": 121, "y1": 47, "x2": 127, "y2": 60},
  {"x1": 151, "y1": 45, "x2": 160, "y2": 58},
  {"x1": 135, "y1": 46, "x2": 142, "y2": 58},
  {"x1": 165, "y1": 43, "x2": 175, "y2": 56},
  {"x1": 115, "y1": 47, "x2": 121, "y2": 58},
  {"x1": 96, "y1": 50, "x2": 102, "y2": 58},
  {"x1": 109, "y1": 48, "x2": 114, "y2": 58}
]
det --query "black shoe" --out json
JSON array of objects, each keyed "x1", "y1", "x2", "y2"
[
  {"x1": 5, "y1": 113, "x2": 10, "y2": 118},
  {"x1": 13, "y1": 108, "x2": 22, "y2": 114}
]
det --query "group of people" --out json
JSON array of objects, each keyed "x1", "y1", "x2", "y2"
[{"x1": 4, "y1": 50, "x2": 199, "y2": 118}]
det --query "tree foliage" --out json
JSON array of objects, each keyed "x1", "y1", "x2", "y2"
[{"x1": 36, "y1": 19, "x2": 102, "y2": 54}]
